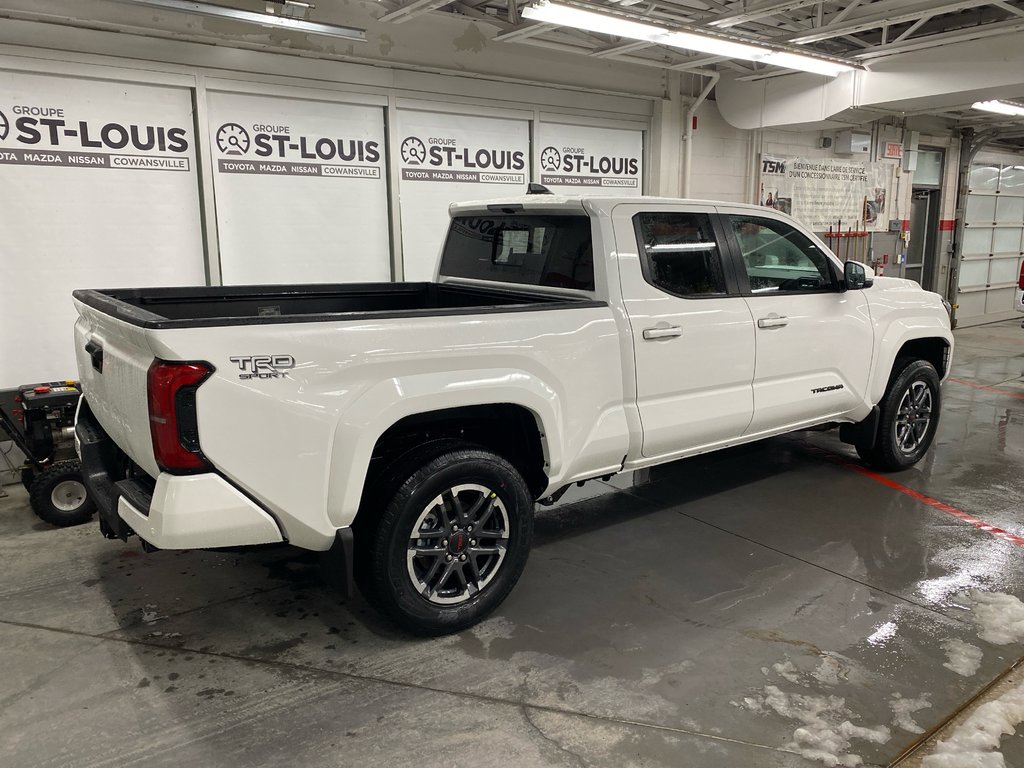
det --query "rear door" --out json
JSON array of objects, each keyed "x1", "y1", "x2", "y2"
[
  {"x1": 613, "y1": 202, "x2": 755, "y2": 459},
  {"x1": 715, "y1": 207, "x2": 873, "y2": 436},
  {"x1": 74, "y1": 301, "x2": 160, "y2": 477}
]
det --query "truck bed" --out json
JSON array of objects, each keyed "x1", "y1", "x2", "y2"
[{"x1": 72, "y1": 282, "x2": 601, "y2": 329}]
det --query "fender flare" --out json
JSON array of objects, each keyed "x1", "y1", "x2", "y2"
[
  {"x1": 324, "y1": 369, "x2": 562, "y2": 528},
  {"x1": 868, "y1": 321, "x2": 952, "y2": 406}
]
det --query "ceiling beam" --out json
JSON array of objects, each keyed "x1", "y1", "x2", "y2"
[
  {"x1": 706, "y1": 0, "x2": 823, "y2": 28},
  {"x1": 492, "y1": 21, "x2": 554, "y2": 41},
  {"x1": 787, "y1": 0, "x2": 992, "y2": 44},
  {"x1": 852, "y1": 17, "x2": 1024, "y2": 58},
  {"x1": 377, "y1": 0, "x2": 454, "y2": 24}
]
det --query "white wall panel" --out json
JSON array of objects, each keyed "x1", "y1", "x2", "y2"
[
  {"x1": 207, "y1": 90, "x2": 390, "y2": 285},
  {"x1": 0, "y1": 70, "x2": 204, "y2": 387},
  {"x1": 396, "y1": 110, "x2": 529, "y2": 281},
  {"x1": 536, "y1": 123, "x2": 643, "y2": 196}
]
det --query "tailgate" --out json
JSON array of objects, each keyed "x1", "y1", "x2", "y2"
[{"x1": 74, "y1": 298, "x2": 160, "y2": 478}]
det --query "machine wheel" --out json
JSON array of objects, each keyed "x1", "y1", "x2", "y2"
[
  {"x1": 856, "y1": 359, "x2": 941, "y2": 471},
  {"x1": 29, "y1": 460, "x2": 96, "y2": 527},
  {"x1": 358, "y1": 442, "x2": 533, "y2": 636}
]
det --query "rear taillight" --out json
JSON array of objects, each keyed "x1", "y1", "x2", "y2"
[
  {"x1": 147, "y1": 360, "x2": 213, "y2": 473},
  {"x1": 1019, "y1": 261, "x2": 1024, "y2": 290}
]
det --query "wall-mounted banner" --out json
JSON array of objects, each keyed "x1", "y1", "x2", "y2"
[
  {"x1": 0, "y1": 89, "x2": 192, "y2": 172},
  {"x1": 759, "y1": 154, "x2": 896, "y2": 233},
  {"x1": 536, "y1": 123, "x2": 643, "y2": 194},
  {"x1": 397, "y1": 110, "x2": 530, "y2": 280},
  {"x1": 207, "y1": 91, "x2": 390, "y2": 285},
  {"x1": 0, "y1": 71, "x2": 205, "y2": 387}
]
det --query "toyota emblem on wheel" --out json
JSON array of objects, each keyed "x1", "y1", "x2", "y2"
[
  {"x1": 216, "y1": 123, "x2": 250, "y2": 155},
  {"x1": 540, "y1": 146, "x2": 561, "y2": 172},
  {"x1": 401, "y1": 136, "x2": 427, "y2": 165}
]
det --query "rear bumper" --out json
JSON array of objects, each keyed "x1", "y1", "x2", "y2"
[{"x1": 76, "y1": 399, "x2": 284, "y2": 549}]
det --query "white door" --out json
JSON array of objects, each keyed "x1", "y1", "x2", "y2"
[
  {"x1": 717, "y1": 208, "x2": 873, "y2": 436},
  {"x1": 613, "y1": 204, "x2": 755, "y2": 459}
]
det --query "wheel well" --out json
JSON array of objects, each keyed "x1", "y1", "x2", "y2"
[
  {"x1": 365, "y1": 404, "x2": 549, "y2": 500},
  {"x1": 895, "y1": 337, "x2": 950, "y2": 378}
]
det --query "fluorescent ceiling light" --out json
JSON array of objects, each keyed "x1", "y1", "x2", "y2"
[
  {"x1": 973, "y1": 100, "x2": 1024, "y2": 116},
  {"x1": 111, "y1": 0, "x2": 365, "y2": 41},
  {"x1": 521, "y1": 1, "x2": 857, "y2": 76},
  {"x1": 760, "y1": 51, "x2": 850, "y2": 78}
]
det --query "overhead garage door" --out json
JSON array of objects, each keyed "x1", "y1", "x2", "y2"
[
  {"x1": 958, "y1": 161, "x2": 1024, "y2": 324},
  {"x1": 0, "y1": 69, "x2": 205, "y2": 386}
]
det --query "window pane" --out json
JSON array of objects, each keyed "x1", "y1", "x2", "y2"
[
  {"x1": 635, "y1": 212, "x2": 726, "y2": 296},
  {"x1": 970, "y1": 163, "x2": 1000, "y2": 193},
  {"x1": 991, "y1": 256, "x2": 1020, "y2": 284},
  {"x1": 962, "y1": 227, "x2": 993, "y2": 256},
  {"x1": 993, "y1": 227, "x2": 1023, "y2": 254},
  {"x1": 440, "y1": 215, "x2": 594, "y2": 290},
  {"x1": 999, "y1": 165, "x2": 1024, "y2": 196},
  {"x1": 959, "y1": 259, "x2": 989, "y2": 287},
  {"x1": 996, "y1": 196, "x2": 1024, "y2": 224},
  {"x1": 966, "y1": 195, "x2": 996, "y2": 225},
  {"x1": 729, "y1": 215, "x2": 834, "y2": 293},
  {"x1": 915, "y1": 150, "x2": 943, "y2": 186}
]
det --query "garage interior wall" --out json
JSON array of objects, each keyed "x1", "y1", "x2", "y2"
[{"x1": 0, "y1": 17, "x2": 656, "y2": 389}]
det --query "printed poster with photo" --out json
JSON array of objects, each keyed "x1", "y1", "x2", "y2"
[{"x1": 759, "y1": 154, "x2": 896, "y2": 233}]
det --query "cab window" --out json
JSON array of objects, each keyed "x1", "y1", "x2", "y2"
[
  {"x1": 634, "y1": 212, "x2": 727, "y2": 297},
  {"x1": 728, "y1": 215, "x2": 836, "y2": 293}
]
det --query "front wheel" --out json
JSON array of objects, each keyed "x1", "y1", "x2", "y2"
[
  {"x1": 856, "y1": 359, "x2": 941, "y2": 471},
  {"x1": 362, "y1": 444, "x2": 533, "y2": 636}
]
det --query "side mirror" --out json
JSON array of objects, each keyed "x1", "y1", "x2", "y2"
[{"x1": 844, "y1": 260, "x2": 873, "y2": 290}]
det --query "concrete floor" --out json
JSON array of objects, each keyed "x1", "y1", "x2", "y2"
[{"x1": 2, "y1": 319, "x2": 1023, "y2": 768}]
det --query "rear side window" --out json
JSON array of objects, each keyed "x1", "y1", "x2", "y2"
[
  {"x1": 440, "y1": 215, "x2": 594, "y2": 290},
  {"x1": 634, "y1": 212, "x2": 727, "y2": 297}
]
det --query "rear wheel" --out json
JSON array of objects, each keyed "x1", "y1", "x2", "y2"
[
  {"x1": 856, "y1": 359, "x2": 941, "y2": 471},
  {"x1": 359, "y1": 443, "x2": 533, "y2": 636},
  {"x1": 29, "y1": 460, "x2": 96, "y2": 527}
]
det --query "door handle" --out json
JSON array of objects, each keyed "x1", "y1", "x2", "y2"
[
  {"x1": 642, "y1": 326, "x2": 683, "y2": 340},
  {"x1": 757, "y1": 316, "x2": 789, "y2": 329}
]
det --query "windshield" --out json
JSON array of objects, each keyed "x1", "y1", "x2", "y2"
[{"x1": 439, "y1": 214, "x2": 594, "y2": 291}]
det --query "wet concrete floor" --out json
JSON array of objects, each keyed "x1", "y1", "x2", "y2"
[{"x1": 1, "y1": 319, "x2": 1022, "y2": 767}]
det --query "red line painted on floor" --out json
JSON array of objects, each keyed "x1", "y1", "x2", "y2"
[
  {"x1": 948, "y1": 377, "x2": 1024, "y2": 400},
  {"x1": 845, "y1": 462, "x2": 1024, "y2": 547},
  {"x1": 797, "y1": 442, "x2": 1024, "y2": 548}
]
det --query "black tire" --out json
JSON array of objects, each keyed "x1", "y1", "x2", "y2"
[
  {"x1": 28, "y1": 460, "x2": 96, "y2": 527},
  {"x1": 856, "y1": 359, "x2": 941, "y2": 471},
  {"x1": 358, "y1": 442, "x2": 533, "y2": 636}
]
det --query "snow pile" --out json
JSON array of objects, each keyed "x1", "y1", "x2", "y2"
[
  {"x1": 741, "y1": 685, "x2": 890, "y2": 766},
  {"x1": 812, "y1": 654, "x2": 849, "y2": 686},
  {"x1": 922, "y1": 678, "x2": 1024, "y2": 768},
  {"x1": 889, "y1": 693, "x2": 932, "y2": 734},
  {"x1": 942, "y1": 639, "x2": 984, "y2": 677},
  {"x1": 772, "y1": 660, "x2": 803, "y2": 685},
  {"x1": 957, "y1": 590, "x2": 1024, "y2": 645}
]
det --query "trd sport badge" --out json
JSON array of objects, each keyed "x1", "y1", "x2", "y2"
[{"x1": 230, "y1": 354, "x2": 295, "y2": 380}]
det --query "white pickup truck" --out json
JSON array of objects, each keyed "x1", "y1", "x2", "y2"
[{"x1": 74, "y1": 192, "x2": 953, "y2": 634}]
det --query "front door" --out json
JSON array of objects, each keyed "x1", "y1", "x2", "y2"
[
  {"x1": 613, "y1": 203, "x2": 756, "y2": 459},
  {"x1": 717, "y1": 208, "x2": 874, "y2": 437}
]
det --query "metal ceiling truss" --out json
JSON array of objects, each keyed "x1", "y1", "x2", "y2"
[{"x1": 370, "y1": 0, "x2": 1024, "y2": 78}]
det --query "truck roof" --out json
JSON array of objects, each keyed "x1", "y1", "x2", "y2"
[{"x1": 449, "y1": 195, "x2": 771, "y2": 216}]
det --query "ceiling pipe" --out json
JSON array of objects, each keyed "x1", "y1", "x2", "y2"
[{"x1": 682, "y1": 70, "x2": 720, "y2": 198}]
